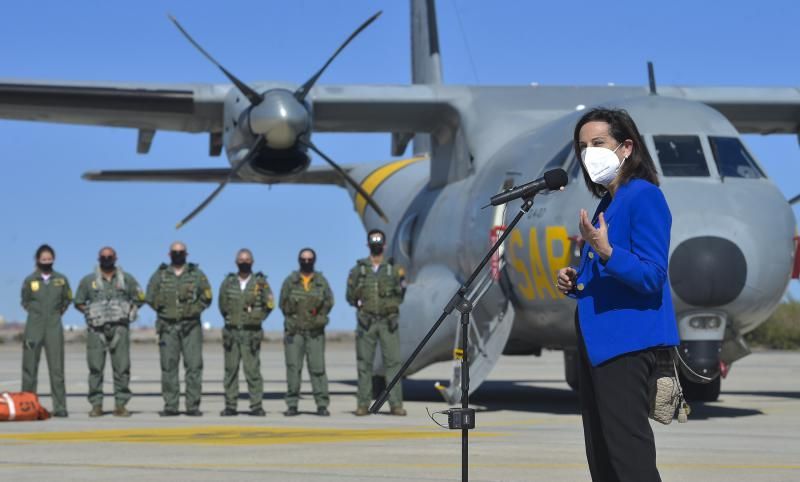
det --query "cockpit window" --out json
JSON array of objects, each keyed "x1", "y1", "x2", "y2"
[
  {"x1": 709, "y1": 136, "x2": 764, "y2": 179},
  {"x1": 543, "y1": 142, "x2": 573, "y2": 173},
  {"x1": 653, "y1": 135, "x2": 710, "y2": 177}
]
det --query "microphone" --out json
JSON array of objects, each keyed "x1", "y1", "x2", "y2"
[{"x1": 487, "y1": 168, "x2": 569, "y2": 206}]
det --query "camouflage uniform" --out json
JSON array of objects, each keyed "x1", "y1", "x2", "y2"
[
  {"x1": 346, "y1": 258, "x2": 406, "y2": 410},
  {"x1": 146, "y1": 263, "x2": 212, "y2": 413},
  {"x1": 218, "y1": 272, "x2": 273, "y2": 412},
  {"x1": 20, "y1": 270, "x2": 72, "y2": 415},
  {"x1": 74, "y1": 267, "x2": 144, "y2": 410},
  {"x1": 279, "y1": 271, "x2": 334, "y2": 411}
]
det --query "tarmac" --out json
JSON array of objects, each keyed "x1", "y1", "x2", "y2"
[{"x1": 0, "y1": 340, "x2": 798, "y2": 481}]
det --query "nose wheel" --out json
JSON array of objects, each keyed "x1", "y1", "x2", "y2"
[{"x1": 679, "y1": 372, "x2": 721, "y2": 402}]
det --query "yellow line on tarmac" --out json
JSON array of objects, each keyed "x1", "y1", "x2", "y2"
[
  {"x1": 0, "y1": 425, "x2": 497, "y2": 446},
  {"x1": 0, "y1": 461, "x2": 798, "y2": 472}
]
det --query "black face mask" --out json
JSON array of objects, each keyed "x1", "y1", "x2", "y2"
[
  {"x1": 37, "y1": 262, "x2": 53, "y2": 273},
  {"x1": 99, "y1": 256, "x2": 115, "y2": 271},
  {"x1": 170, "y1": 251, "x2": 187, "y2": 266},
  {"x1": 237, "y1": 262, "x2": 252, "y2": 274},
  {"x1": 369, "y1": 244, "x2": 384, "y2": 256},
  {"x1": 299, "y1": 260, "x2": 315, "y2": 273}
]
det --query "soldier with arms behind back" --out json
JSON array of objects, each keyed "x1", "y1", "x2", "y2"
[
  {"x1": 146, "y1": 242, "x2": 212, "y2": 416},
  {"x1": 218, "y1": 249, "x2": 274, "y2": 416},
  {"x1": 74, "y1": 247, "x2": 144, "y2": 417},
  {"x1": 280, "y1": 248, "x2": 334, "y2": 416},
  {"x1": 346, "y1": 230, "x2": 407, "y2": 416},
  {"x1": 20, "y1": 244, "x2": 72, "y2": 417}
]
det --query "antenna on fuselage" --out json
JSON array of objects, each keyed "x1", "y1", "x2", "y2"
[{"x1": 647, "y1": 61, "x2": 658, "y2": 95}]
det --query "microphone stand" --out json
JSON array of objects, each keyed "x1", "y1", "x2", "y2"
[{"x1": 370, "y1": 194, "x2": 537, "y2": 482}]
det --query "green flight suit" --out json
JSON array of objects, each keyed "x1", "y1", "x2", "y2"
[
  {"x1": 146, "y1": 263, "x2": 212, "y2": 412},
  {"x1": 218, "y1": 272, "x2": 273, "y2": 411},
  {"x1": 279, "y1": 271, "x2": 334, "y2": 410},
  {"x1": 20, "y1": 270, "x2": 72, "y2": 414},
  {"x1": 74, "y1": 267, "x2": 144, "y2": 409},
  {"x1": 346, "y1": 258, "x2": 406, "y2": 409}
]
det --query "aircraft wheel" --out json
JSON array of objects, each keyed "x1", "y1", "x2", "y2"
[
  {"x1": 564, "y1": 350, "x2": 579, "y2": 392},
  {"x1": 679, "y1": 372, "x2": 721, "y2": 402}
]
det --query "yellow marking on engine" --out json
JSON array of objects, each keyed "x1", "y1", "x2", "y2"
[
  {"x1": 355, "y1": 155, "x2": 427, "y2": 217},
  {"x1": 0, "y1": 425, "x2": 495, "y2": 446}
]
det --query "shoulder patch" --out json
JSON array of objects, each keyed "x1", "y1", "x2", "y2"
[{"x1": 204, "y1": 288, "x2": 212, "y2": 299}]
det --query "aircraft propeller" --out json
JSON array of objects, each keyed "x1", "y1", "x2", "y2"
[
  {"x1": 789, "y1": 193, "x2": 800, "y2": 205},
  {"x1": 168, "y1": 12, "x2": 387, "y2": 228}
]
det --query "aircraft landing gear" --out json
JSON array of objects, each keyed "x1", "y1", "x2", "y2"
[
  {"x1": 564, "y1": 349, "x2": 579, "y2": 392},
  {"x1": 679, "y1": 372, "x2": 721, "y2": 402}
]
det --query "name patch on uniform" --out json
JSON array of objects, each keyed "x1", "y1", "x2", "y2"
[
  {"x1": 30, "y1": 281, "x2": 40, "y2": 292},
  {"x1": 53, "y1": 278, "x2": 65, "y2": 287}
]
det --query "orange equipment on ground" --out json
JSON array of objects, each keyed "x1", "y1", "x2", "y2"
[{"x1": 0, "y1": 392, "x2": 51, "y2": 421}]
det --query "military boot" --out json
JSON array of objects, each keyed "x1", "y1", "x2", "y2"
[
  {"x1": 113, "y1": 406, "x2": 131, "y2": 417},
  {"x1": 390, "y1": 406, "x2": 407, "y2": 416},
  {"x1": 89, "y1": 405, "x2": 103, "y2": 417},
  {"x1": 355, "y1": 406, "x2": 369, "y2": 416}
]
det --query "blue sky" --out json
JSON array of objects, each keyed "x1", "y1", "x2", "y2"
[{"x1": 1, "y1": 0, "x2": 798, "y2": 329}]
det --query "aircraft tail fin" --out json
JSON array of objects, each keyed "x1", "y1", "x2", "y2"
[
  {"x1": 400, "y1": 0, "x2": 443, "y2": 157},
  {"x1": 411, "y1": 0, "x2": 443, "y2": 86}
]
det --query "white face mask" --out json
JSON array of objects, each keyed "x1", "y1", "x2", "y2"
[{"x1": 581, "y1": 143, "x2": 626, "y2": 186}]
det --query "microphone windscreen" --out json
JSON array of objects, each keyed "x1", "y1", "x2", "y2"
[{"x1": 544, "y1": 168, "x2": 568, "y2": 190}]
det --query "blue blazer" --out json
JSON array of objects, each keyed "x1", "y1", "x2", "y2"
[{"x1": 574, "y1": 178, "x2": 680, "y2": 366}]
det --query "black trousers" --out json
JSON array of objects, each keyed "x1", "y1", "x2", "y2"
[{"x1": 576, "y1": 318, "x2": 662, "y2": 482}]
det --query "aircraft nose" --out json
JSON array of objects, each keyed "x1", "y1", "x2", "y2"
[{"x1": 669, "y1": 236, "x2": 747, "y2": 307}]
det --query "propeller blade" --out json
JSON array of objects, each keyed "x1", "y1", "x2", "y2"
[
  {"x1": 790, "y1": 193, "x2": 800, "y2": 205},
  {"x1": 294, "y1": 11, "x2": 382, "y2": 101},
  {"x1": 176, "y1": 136, "x2": 266, "y2": 229},
  {"x1": 168, "y1": 14, "x2": 264, "y2": 106},
  {"x1": 300, "y1": 139, "x2": 389, "y2": 223}
]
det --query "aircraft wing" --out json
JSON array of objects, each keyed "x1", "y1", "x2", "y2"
[
  {"x1": 0, "y1": 80, "x2": 227, "y2": 132},
  {"x1": 658, "y1": 86, "x2": 800, "y2": 135},
  {"x1": 81, "y1": 165, "x2": 348, "y2": 186}
]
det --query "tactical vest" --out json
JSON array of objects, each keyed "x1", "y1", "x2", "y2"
[
  {"x1": 84, "y1": 268, "x2": 134, "y2": 327},
  {"x1": 282, "y1": 271, "x2": 331, "y2": 332},
  {"x1": 352, "y1": 259, "x2": 403, "y2": 316},
  {"x1": 220, "y1": 273, "x2": 271, "y2": 327},
  {"x1": 152, "y1": 263, "x2": 207, "y2": 321}
]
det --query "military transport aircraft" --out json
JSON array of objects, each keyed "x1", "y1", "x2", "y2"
[{"x1": 0, "y1": 0, "x2": 798, "y2": 403}]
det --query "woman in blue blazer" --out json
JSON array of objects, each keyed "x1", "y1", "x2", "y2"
[{"x1": 557, "y1": 108, "x2": 679, "y2": 482}]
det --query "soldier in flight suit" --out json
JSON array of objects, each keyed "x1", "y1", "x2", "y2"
[
  {"x1": 279, "y1": 248, "x2": 334, "y2": 416},
  {"x1": 74, "y1": 247, "x2": 144, "y2": 417},
  {"x1": 146, "y1": 241, "x2": 212, "y2": 416},
  {"x1": 20, "y1": 244, "x2": 72, "y2": 417},
  {"x1": 218, "y1": 249, "x2": 274, "y2": 416},
  {"x1": 346, "y1": 230, "x2": 407, "y2": 416}
]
